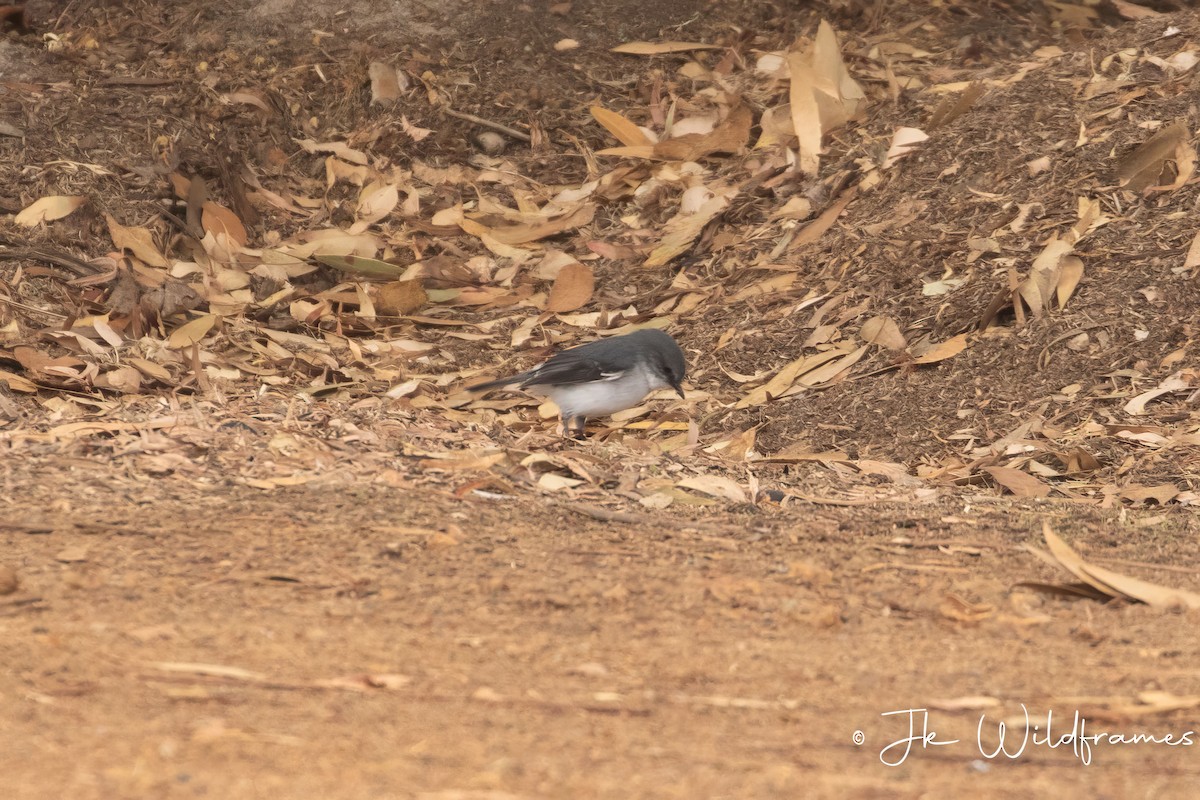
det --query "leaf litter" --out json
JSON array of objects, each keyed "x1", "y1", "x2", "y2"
[
  {"x1": 0, "y1": 7, "x2": 1197, "y2": 516},
  {"x1": 3, "y1": 1, "x2": 1200, "y2": 793}
]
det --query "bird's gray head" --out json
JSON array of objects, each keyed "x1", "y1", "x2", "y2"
[{"x1": 631, "y1": 329, "x2": 687, "y2": 398}]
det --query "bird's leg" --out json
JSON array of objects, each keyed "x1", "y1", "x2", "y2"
[{"x1": 565, "y1": 415, "x2": 588, "y2": 439}]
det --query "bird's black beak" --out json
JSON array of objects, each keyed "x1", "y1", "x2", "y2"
[{"x1": 673, "y1": 383, "x2": 685, "y2": 400}]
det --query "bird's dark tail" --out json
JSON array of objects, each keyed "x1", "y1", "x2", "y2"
[{"x1": 467, "y1": 374, "x2": 523, "y2": 392}]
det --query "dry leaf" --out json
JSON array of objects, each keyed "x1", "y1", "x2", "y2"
[
  {"x1": 539, "y1": 473, "x2": 584, "y2": 491},
  {"x1": 14, "y1": 195, "x2": 86, "y2": 226},
  {"x1": 94, "y1": 366, "x2": 143, "y2": 393},
  {"x1": 786, "y1": 19, "x2": 866, "y2": 175},
  {"x1": 1112, "y1": 0, "x2": 1163, "y2": 19},
  {"x1": 791, "y1": 185, "x2": 857, "y2": 248},
  {"x1": 1117, "y1": 121, "x2": 1191, "y2": 193},
  {"x1": 939, "y1": 593, "x2": 994, "y2": 623},
  {"x1": 787, "y1": 52, "x2": 823, "y2": 175},
  {"x1": 756, "y1": 104, "x2": 796, "y2": 149},
  {"x1": 882, "y1": 127, "x2": 929, "y2": 169},
  {"x1": 0, "y1": 369, "x2": 37, "y2": 392},
  {"x1": 611, "y1": 41, "x2": 722, "y2": 55},
  {"x1": 925, "y1": 82, "x2": 986, "y2": 130},
  {"x1": 983, "y1": 466, "x2": 1051, "y2": 498},
  {"x1": 729, "y1": 273, "x2": 797, "y2": 303},
  {"x1": 927, "y1": 696, "x2": 1001, "y2": 712},
  {"x1": 356, "y1": 182, "x2": 400, "y2": 225},
  {"x1": 13, "y1": 346, "x2": 86, "y2": 376},
  {"x1": 106, "y1": 213, "x2": 167, "y2": 267},
  {"x1": 653, "y1": 104, "x2": 752, "y2": 160},
  {"x1": 316, "y1": 254, "x2": 406, "y2": 279},
  {"x1": 1120, "y1": 484, "x2": 1179, "y2": 505},
  {"x1": 367, "y1": 61, "x2": 406, "y2": 105},
  {"x1": 127, "y1": 357, "x2": 172, "y2": 383},
  {"x1": 1040, "y1": 523, "x2": 1200, "y2": 609},
  {"x1": 147, "y1": 661, "x2": 267, "y2": 681},
  {"x1": 677, "y1": 475, "x2": 748, "y2": 503},
  {"x1": 794, "y1": 345, "x2": 867, "y2": 389},
  {"x1": 1056, "y1": 255, "x2": 1084, "y2": 309},
  {"x1": 590, "y1": 105, "x2": 654, "y2": 147},
  {"x1": 1184, "y1": 230, "x2": 1200, "y2": 270},
  {"x1": 861, "y1": 316, "x2": 907, "y2": 350},
  {"x1": 400, "y1": 116, "x2": 433, "y2": 143},
  {"x1": 167, "y1": 315, "x2": 218, "y2": 349},
  {"x1": 296, "y1": 138, "x2": 369, "y2": 166},
  {"x1": 1020, "y1": 236, "x2": 1074, "y2": 316},
  {"x1": 643, "y1": 188, "x2": 734, "y2": 267},
  {"x1": 546, "y1": 262, "x2": 594, "y2": 313},
  {"x1": 418, "y1": 452, "x2": 507, "y2": 471},
  {"x1": 466, "y1": 203, "x2": 596, "y2": 246},
  {"x1": 911, "y1": 333, "x2": 969, "y2": 364},
  {"x1": 735, "y1": 349, "x2": 848, "y2": 409},
  {"x1": 809, "y1": 20, "x2": 866, "y2": 126},
  {"x1": 201, "y1": 202, "x2": 248, "y2": 247}
]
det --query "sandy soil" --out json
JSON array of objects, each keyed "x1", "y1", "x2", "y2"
[{"x1": 3, "y1": 0, "x2": 1200, "y2": 798}]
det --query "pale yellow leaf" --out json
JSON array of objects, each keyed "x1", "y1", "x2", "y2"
[
  {"x1": 418, "y1": 452, "x2": 507, "y2": 471},
  {"x1": 1043, "y1": 522, "x2": 1200, "y2": 609},
  {"x1": 882, "y1": 127, "x2": 928, "y2": 169},
  {"x1": 794, "y1": 345, "x2": 867, "y2": 388},
  {"x1": 735, "y1": 350, "x2": 846, "y2": 409},
  {"x1": 911, "y1": 333, "x2": 969, "y2": 364},
  {"x1": 1185, "y1": 230, "x2": 1200, "y2": 270},
  {"x1": 295, "y1": 138, "x2": 369, "y2": 165},
  {"x1": 594, "y1": 145, "x2": 657, "y2": 159},
  {"x1": 589, "y1": 105, "x2": 654, "y2": 147},
  {"x1": 787, "y1": 53, "x2": 823, "y2": 175},
  {"x1": 166, "y1": 315, "x2": 218, "y2": 349},
  {"x1": 643, "y1": 190, "x2": 733, "y2": 267},
  {"x1": 791, "y1": 185, "x2": 857, "y2": 248},
  {"x1": 611, "y1": 41, "x2": 722, "y2": 55},
  {"x1": 14, "y1": 195, "x2": 86, "y2": 226},
  {"x1": 811, "y1": 20, "x2": 866, "y2": 123},
  {"x1": 94, "y1": 366, "x2": 143, "y2": 393},
  {"x1": 0, "y1": 369, "x2": 37, "y2": 392},
  {"x1": 677, "y1": 475, "x2": 748, "y2": 503},
  {"x1": 357, "y1": 182, "x2": 399, "y2": 223},
  {"x1": 368, "y1": 61, "x2": 405, "y2": 104},
  {"x1": 106, "y1": 213, "x2": 167, "y2": 267},
  {"x1": 728, "y1": 273, "x2": 797, "y2": 303},
  {"x1": 1117, "y1": 121, "x2": 1189, "y2": 193},
  {"x1": 1056, "y1": 255, "x2": 1084, "y2": 309},
  {"x1": 928, "y1": 696, "x2": 1001, "y2": 712},
  {"x1": 860, "y1": 316, "x2": 907, "y2": 350}
]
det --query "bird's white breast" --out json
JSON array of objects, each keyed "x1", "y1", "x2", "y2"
[{"x1": 530, "y1": 363, "x2": 666, "y2": 419}]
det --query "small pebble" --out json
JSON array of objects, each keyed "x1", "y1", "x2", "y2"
[
  {"x1": 0, "y1": 565, "x2": 19, "y2": 595},
  {"x1": 475, "y1": 131, "x2": 507, "y2": 155}
]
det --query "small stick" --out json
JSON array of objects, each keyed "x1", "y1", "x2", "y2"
[
  {"x1": 557, "y1": 501, "x2": 646, "y2": 525},
  {"x1": 1007, "y1": 265, "x2": 1026, "y2": 327},
  {"x1": 442, "y1": 107, "x2": 531, "y2": 142}
]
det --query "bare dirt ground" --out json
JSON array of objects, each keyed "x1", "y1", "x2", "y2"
[{"x1": 4, "y1": 0, "x2": 1200, "y2": 798}]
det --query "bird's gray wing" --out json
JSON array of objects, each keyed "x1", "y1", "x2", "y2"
[{"x1": 520, "y1": 353, "x2": 614, "y2": 387}]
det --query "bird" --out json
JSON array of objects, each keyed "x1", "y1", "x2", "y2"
[{"x1": 468, "y1": 328, "x2": 687, "y2": 437}]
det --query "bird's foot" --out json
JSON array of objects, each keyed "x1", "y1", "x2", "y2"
[{"x1": 561, "y1": 416, "x2": 588, "y2": 440}]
